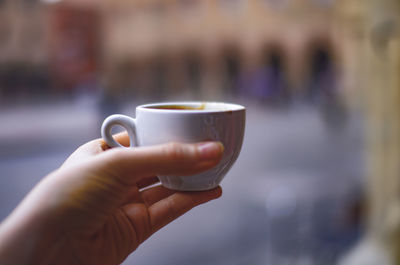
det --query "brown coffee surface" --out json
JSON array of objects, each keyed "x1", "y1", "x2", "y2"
[{"x1": 150, "y1": 103, "x2": 206, "y2": 110}]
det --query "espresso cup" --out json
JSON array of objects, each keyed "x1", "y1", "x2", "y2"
[{"x1": 101, "y1": 101, "x2": 246, "y2": 191}]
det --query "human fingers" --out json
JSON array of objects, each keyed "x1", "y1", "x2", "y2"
[
  {"x1": 61, "y1": 139, "x2": 105, "y2": 168},
  {"x1": 91, "y1": 141, "x2": 224, "y2": 186},
  {"x1": 121, "y1": 177, "x2": 161, "y2": 205},
  {"x1": 53, "y1": 141, "x2": 222, "y2": 226},
  {"x1": 61, "y1": 132, "x2": 130, "y2": 168},
  {"x1": 137, "y1": 176, "x2": 160, "y2": 190},
  {"x1": 111, "y1": 132, "x2": 131, "y2": 147},
  {"x1": 122, "y1": 185, "x2": 175, "y2": 207},
  {"x1": 120, "y1": 186, "x2": 222, "y2": 244},
  {"x1": 140, "y1": 185, "x2": 176, "y2": 206},
  {"x1": 148, "y1": 187, "x2": 222, "y2": 233}
]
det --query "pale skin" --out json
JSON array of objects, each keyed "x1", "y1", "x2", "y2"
[{"x1": 0, "y1": 133, "x2": 224, "y2": 265}]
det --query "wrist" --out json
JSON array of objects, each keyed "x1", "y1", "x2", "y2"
[{"x1": 0, "y1": 204, "x2": 64, "y2": 265}]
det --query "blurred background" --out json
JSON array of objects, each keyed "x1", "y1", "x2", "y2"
[{"x1": 0, "y1": 0, "x2": 399, "y2": 264}]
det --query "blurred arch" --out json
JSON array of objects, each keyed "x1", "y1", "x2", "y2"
[
  {"x1": 304, "y1": 38, "x2": 347, "y2": 129},
  {"x1": 149, "y1": 53, "x2": 169, "y2": 100},
  {"x1": 181, "y1": 49, "x2": 203, "y2": 98},
  {"x1": 303, "y1": 38, "x2": 339, "y2": 102},
  {"x1": 219, "y1": 45, "x2": 242, "y2": 96},
  {"x1": 243, "y1": 43, "x2": 289, "y2": 104},
  {"x1": 260, "y1": 44, "x2": 289, "y2": 103}
]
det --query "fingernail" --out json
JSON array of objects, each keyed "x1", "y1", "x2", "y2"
[{"x1": 197, "y1": 142, "x2": 224, "y2": 160}]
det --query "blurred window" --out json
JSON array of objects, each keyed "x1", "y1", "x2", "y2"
[
  {"x1": 218, "y1": 0, "x2": 246, "y2": 14},
  {"x1": 152, "y1": 56, "x2": 168, "y2": 100},
  {"x1": 21, "y1": 23, "x2": 43, "y2": 50},
  {"x1": 178, "y1": 0, "x2": 199, "y2": 10},
  {"x1": 176, "y1": 0, "x2": 204, "y2": 19},
  {"x1": 245, "y1": 48, "x2": 288, "y2": 102},
  {"x1": 184, "y1": 53, "x2": 202, "y2": 96},
  {"x1": 0, "y1": 20, "x2": 10, "y2": 47},
  {"x1": 49, "y1": 7, "x2": 101, "y2": 92},
  {"x1": 22, "y1": 0, "x2": 39, "y2": 7},
  {"x1": 261, "y1": 0, "x2": 290, "y2": 9},
  {"x1": 147, "y1": 2, "x2": 168, "y2": 19},
  {"x1": 222, "y1": 49, "x2": 241, "y2": 94},
  {"x1": 312, "y1": 0, "x2": 335, "y2": 7},
  {"x1": 262, "y1": 50, "x2": 286, "y2": 99},
  {"x1": 307, "y1": 45, "x2": 339, "y2": 107},
  {"x1": 312, "y1": 49, "x2": 330, "y2": 74}
]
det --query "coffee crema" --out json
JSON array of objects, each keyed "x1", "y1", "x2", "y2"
[{"x1": 149, "y1": 103, "x2": 206, "y2": 110}]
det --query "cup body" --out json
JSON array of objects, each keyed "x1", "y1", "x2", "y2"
[
  {"x1": 136, "y1": 102, "x2": 245, "y2": 190},
  {"x1": 102, "y1": 102, "x2": 246, "y2": 191}
]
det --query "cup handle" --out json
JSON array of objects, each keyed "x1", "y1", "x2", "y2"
[{"x1": 101, "y1": 114, "x2": 137, "y2": 148}]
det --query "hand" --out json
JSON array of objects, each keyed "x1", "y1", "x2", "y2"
[{"x1": 0, "y1": 134, "x2": 224, "y2": 265}]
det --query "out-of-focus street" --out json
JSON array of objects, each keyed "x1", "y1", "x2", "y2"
[{"x1": 0, "y1": 98, "x2": 364, "y2": 264}]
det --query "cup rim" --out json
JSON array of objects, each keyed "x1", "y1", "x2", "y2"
[{"x1": 137, "y1": 101, "x2": 245, "y2": 114}]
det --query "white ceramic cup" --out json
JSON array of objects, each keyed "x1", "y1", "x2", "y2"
[{"x1": 101, "y1": 101, "x2": 246, "y2": 191}]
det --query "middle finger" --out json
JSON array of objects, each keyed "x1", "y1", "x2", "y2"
[{"x1": 140, "y1": 185, "x2": 176, "y2": 206}]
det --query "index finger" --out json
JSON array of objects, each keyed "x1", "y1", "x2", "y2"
[
  {"x1": 107, "y1": 132, "x2": 131, "y2": 148},
  {"x1": 62, "y1": 132, "x2": 132, "y2": 168},
  {"x1": 90, "y1": 141, "x2": 225, "y2": 186}
]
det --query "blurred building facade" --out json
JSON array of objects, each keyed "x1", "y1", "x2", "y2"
[
  {"x1": 99, "y1": 0, "x2": 350, "y2": 103},
  {"x1": 0, "y1": 0, "x2": 47, "y2": 64},
  {"x1": 363, "y1": 0, "x2": 400, "y2": 264},
  {"x1": 0, "y1": 0, "x2": 366, "y2": 107},
  {"x1": 0, "y1": 0, "x2": 49, "y2": 99}
]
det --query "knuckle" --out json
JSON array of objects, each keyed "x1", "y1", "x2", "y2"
[
  {"x1": 106, "y1": 148, "x2": 130, "y2": 170},
  {"x1": 163, "y1": 142, "x2": 186, "y2": 161},
  {"x1": 111, "y1": 148, "x2": 128, "y2": 160},
  {"x1": 165, "y1": 196, "x2": 178, "y2": 219}
]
